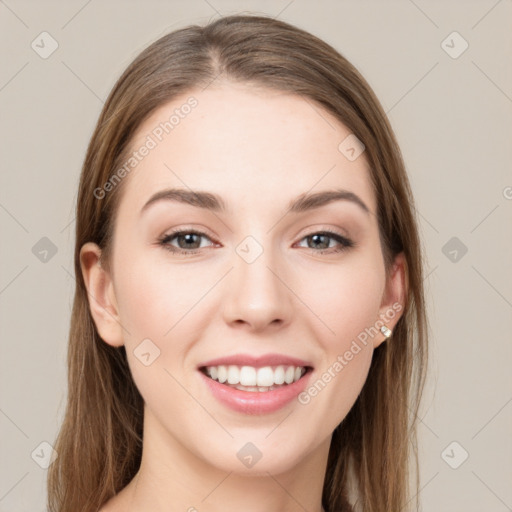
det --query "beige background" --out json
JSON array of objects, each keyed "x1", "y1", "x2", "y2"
[{"x1": 1, "y1": 1, "x2": 511, "y2": 511}]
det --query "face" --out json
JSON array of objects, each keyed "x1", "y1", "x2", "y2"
[{"x1": 81, "y1": 82, "x2": 404, "y2": 477}]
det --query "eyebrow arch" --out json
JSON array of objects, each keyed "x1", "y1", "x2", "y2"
[{"x1": 140, "y1": 187, "x2": 370, "y2": 216}]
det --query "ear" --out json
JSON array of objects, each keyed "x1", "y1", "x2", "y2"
[
  {"x1": 373, "y1": 251, "x2": 407, "y2": 349},
  {"x1": 79, "y1": 242, "x2": 124, "y2": 347}
]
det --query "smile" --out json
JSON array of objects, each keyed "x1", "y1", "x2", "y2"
[
  {"x1": 200, "y1": 365, "x2": 308, "y2": 392},
  {"x1": 197, "y1": 354, "x2": 314, "y2": 414}
]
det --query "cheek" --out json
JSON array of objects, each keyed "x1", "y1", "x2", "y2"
[
  {"x1": 114, "y1": 254, "x2": 202, "y2": 342},
  {"x1": 296, "y1": 257, "x2": 384, "y2": 418},
  {"x1": 112, "y1": 255, "x2": 201, "y2": 403},
  {"x1": 114, "y1": 240, "x2": 385, "y2": 356},
  {"x1": 305, "y1": 260, "x2": 384, "y2": 348},
  {"x1": 112, "y1": 251, "x2": 224, "y2": 393}
]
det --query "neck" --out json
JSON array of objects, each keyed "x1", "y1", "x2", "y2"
[{"x1": 121, "y1": 408, "x2": 330, "y2": 512}]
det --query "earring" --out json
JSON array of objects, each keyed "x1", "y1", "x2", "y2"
[{"x1": 380, "y1": 325, "x2": 392, "y2": 338}]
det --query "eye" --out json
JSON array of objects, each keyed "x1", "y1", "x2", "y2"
[
  {"x1": 157, "y1": 229, "x2": 215, "y2": 255},
  {"x1": 157, "y1": 228, "x2": 355, "y2": 257},
  {"x1": 295, "y1": 230, "x2": 354, "y2": 254}
]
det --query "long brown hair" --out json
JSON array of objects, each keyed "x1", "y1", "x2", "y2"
[{"x1": 48, "y1": 14, "x2": 428, "y2": 512}]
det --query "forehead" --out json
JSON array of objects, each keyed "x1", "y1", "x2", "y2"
[{"x1": 117, "y1": 83, "x2": 375, "y2": 217}]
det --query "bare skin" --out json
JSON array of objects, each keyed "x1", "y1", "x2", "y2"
[{"x1": 82, "y1": 82, "x2": 405, "y2": 512}]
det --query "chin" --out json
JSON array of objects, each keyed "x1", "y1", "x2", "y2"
[{"x1": 199, "y1": 436, "x2": 316, "y2": 477}]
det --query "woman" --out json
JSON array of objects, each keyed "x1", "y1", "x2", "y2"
[{"x1": 48, "y1": 14, "x2": 428, "y2": 512}]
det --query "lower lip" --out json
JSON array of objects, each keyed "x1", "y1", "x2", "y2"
[{"x1": 199, "y1": 370, "x2": 312, "y2": 415}]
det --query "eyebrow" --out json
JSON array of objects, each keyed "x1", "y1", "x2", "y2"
[{"x1": 140, "y1": 187, "x2": 370, "y2": 216}]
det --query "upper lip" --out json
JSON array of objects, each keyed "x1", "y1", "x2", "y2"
[{"x1": 198, "y1": 353, "x2": 313, "y2": 369}]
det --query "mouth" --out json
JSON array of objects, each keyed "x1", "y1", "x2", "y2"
[
  {"x1": 197, "y1": 354, "x2": 314, "y2": 415},
  {"x1": 199, "y1": 364, "x2": 313, "y2": 392}
]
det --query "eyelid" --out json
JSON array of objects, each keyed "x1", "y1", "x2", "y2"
[
  {"x1": 159, "y1": 225, "x2": 217, "y2": 241},
  {"x1": 159, "y1": 224, "x2": 350, "y2": 244},
  {"x1": 157, "y1": 224, "x2": 354, "y2": 256},
  {"x1": 292, "y1": 223, "x2": 350, "y2": 240}
]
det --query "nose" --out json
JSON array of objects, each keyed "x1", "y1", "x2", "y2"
[{"x1": 222, "y1": 241, "x2": 294, "y2": 333}]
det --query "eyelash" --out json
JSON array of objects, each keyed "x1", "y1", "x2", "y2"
[{"x1": 157, "y1": 228, "x2": 355, "y2": 257}]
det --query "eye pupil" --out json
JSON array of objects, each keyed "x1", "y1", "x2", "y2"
[
  {"x1": 179, "y1": 233, "x2": 200, "y2": 249},
  {"x1": 309, "y1": 234, "x2": 329, "y2": 249}
]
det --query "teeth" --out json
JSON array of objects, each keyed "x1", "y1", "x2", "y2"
[
  {"x1": 240, "y1": 366, "x2": 257, "y2": 386},
  {"x1": 256, "y1": 366, "x2": 274, "y2": 387},
  {"x1": 285, "y1": 366, "x2": 295, "y2": 384},
  {"x1": 204, "y1": 364, "x2": 307, "y2": 388},
  {"x1": 234, "y1": 384, "x2": 277, "y2": 392},
  {"x1": 217, "y1": 365, "x2": 227, "y2": 383},
  {"x1": 227, "y1": 365, "x2": 239, "y2": 384},
  {"x1": 235, "y1": 385, "x2": 260, "y2": 392},
  {"x1": 274, "y1": 366, "x2": 285, "y2": 385}
]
